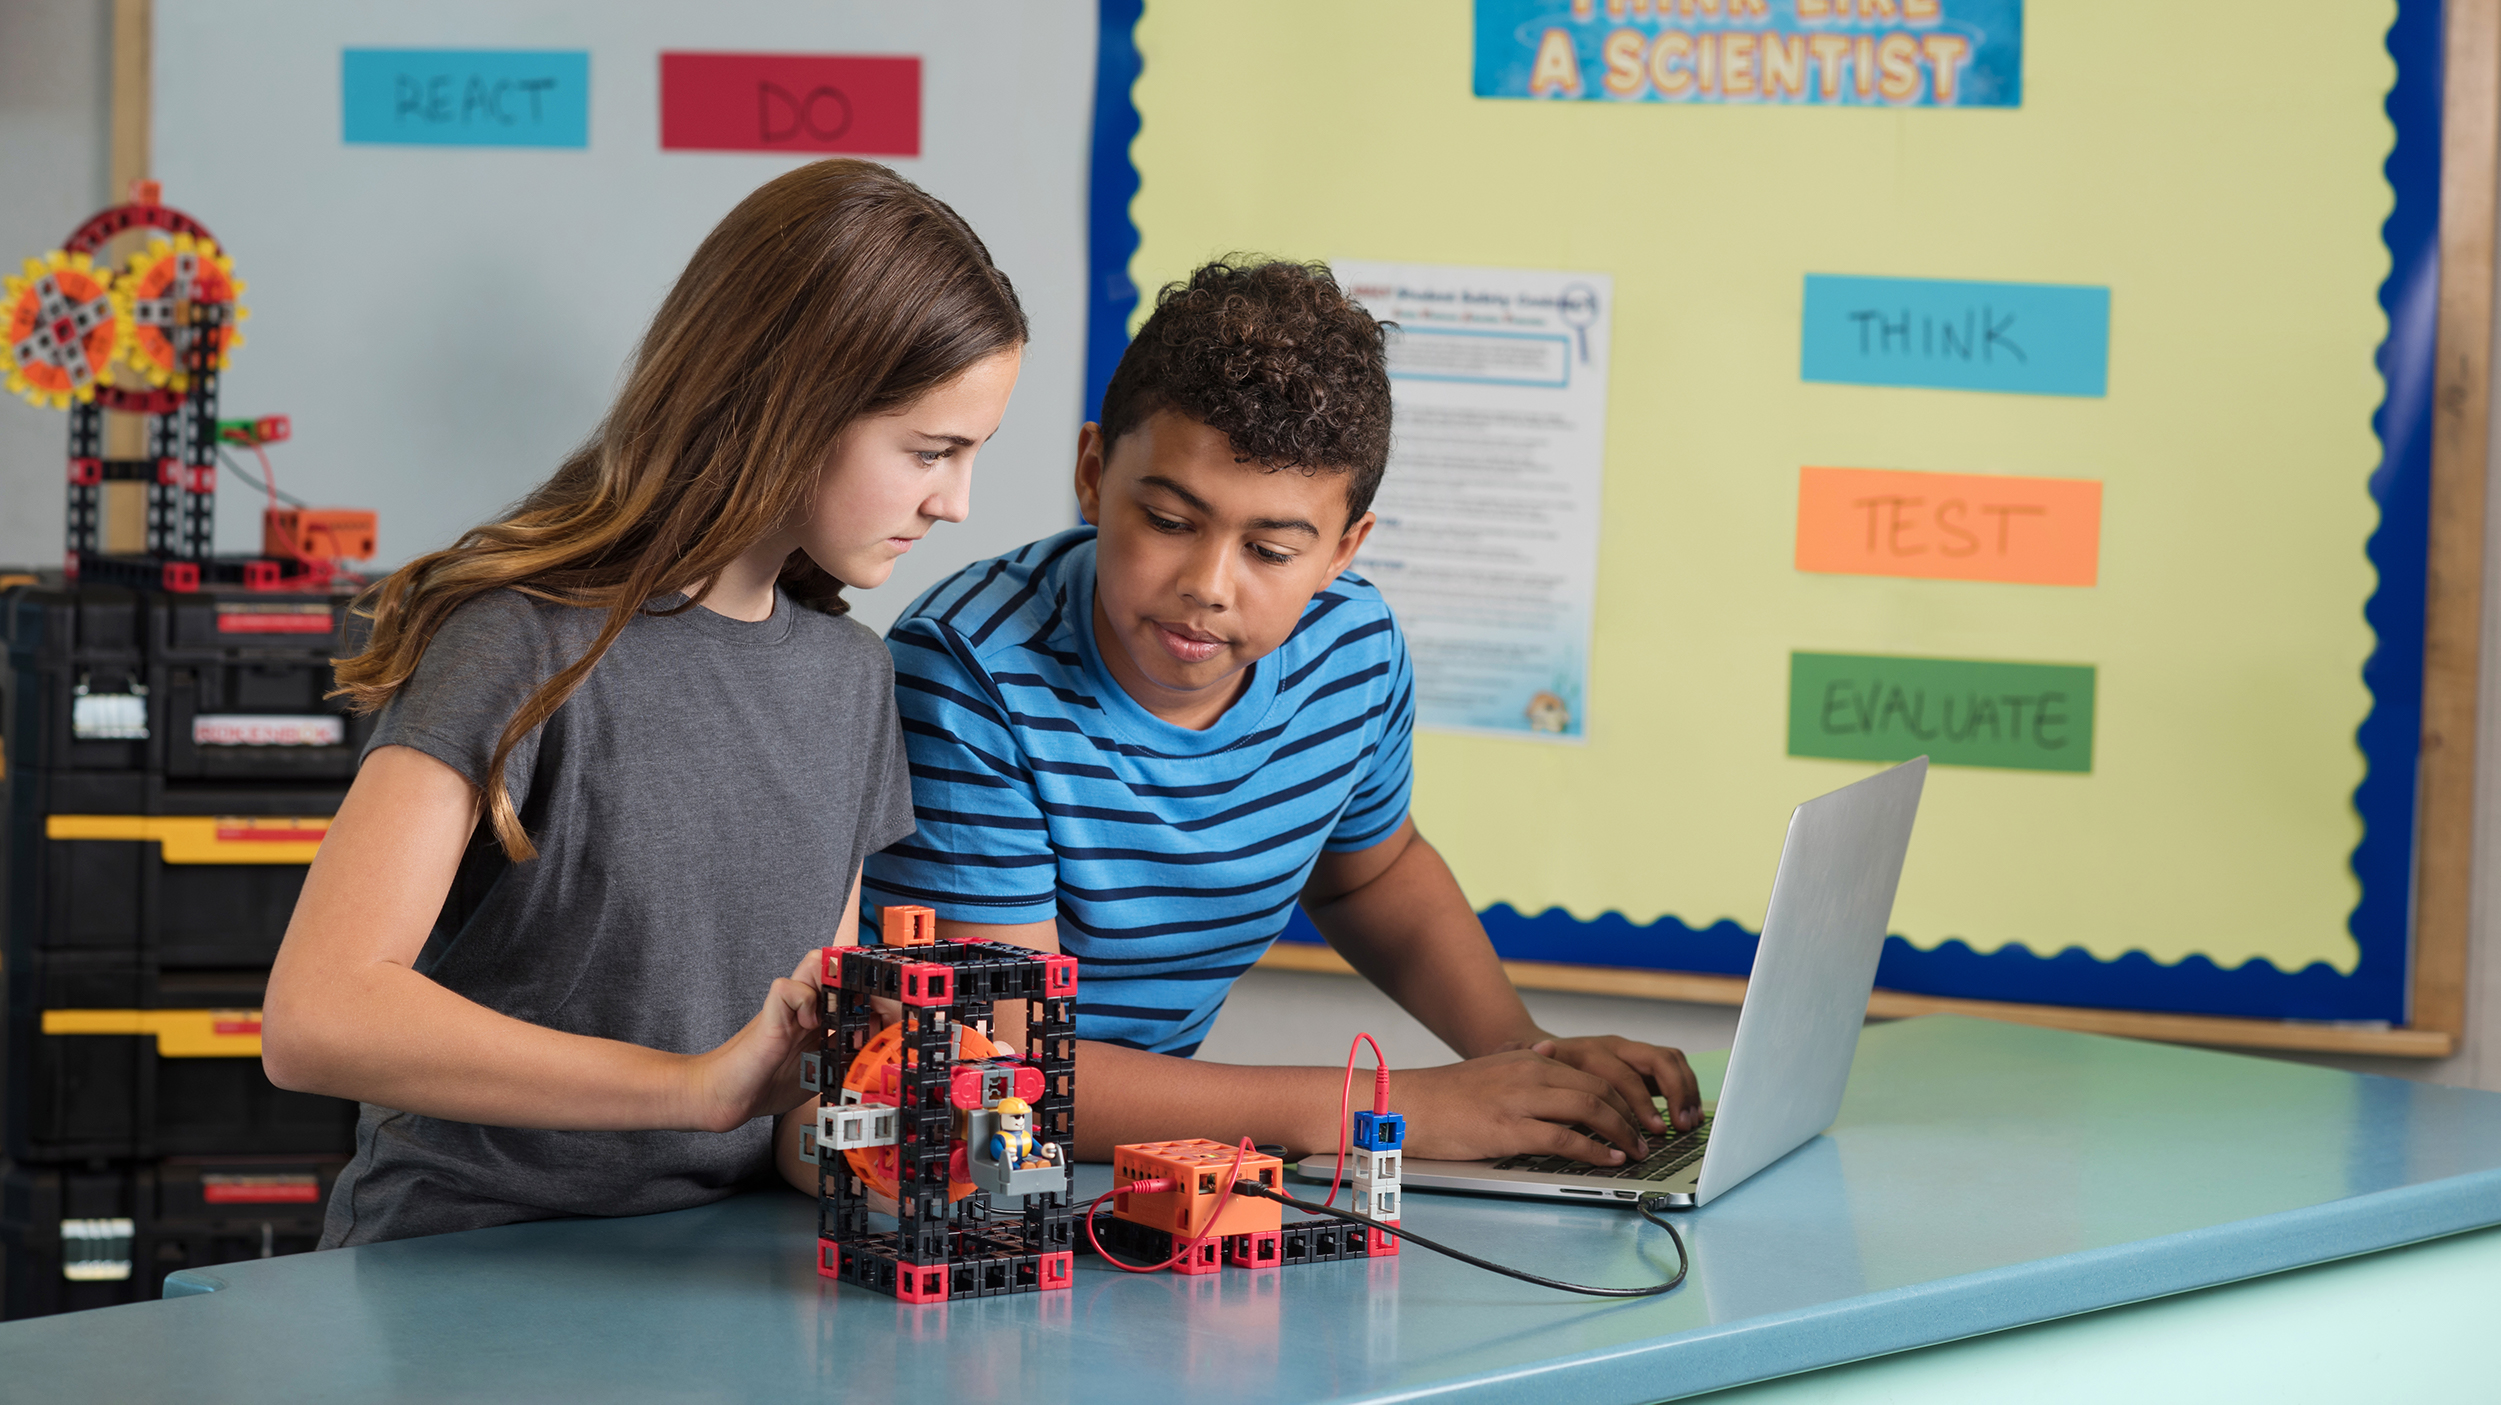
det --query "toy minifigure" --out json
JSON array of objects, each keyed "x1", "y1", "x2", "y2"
[{"x1": 991, "y1": 1095, "x2": 1058, "y2": 1169}]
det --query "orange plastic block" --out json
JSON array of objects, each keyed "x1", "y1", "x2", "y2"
[
  {"x1": 1112, "y1": 1139, "x2": 1283, "y2": 1239},
  {"x1": 263, "y1": 507, "x2": 377, "y2": 563},
  {"x1": 882, "y1": 904, "x2": 937, "y2": 946}
]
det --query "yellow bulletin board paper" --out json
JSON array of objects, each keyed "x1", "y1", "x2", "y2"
[{"x1": 1130, "y1": 1, "x2": 2393, "y2": 990}]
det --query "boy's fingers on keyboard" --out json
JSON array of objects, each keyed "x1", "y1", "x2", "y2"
[
  {"x1": 1508, "y1": 1068, "x2": 1650, "y2": 1162},
  {"x1": 1520, "y1": 1119, "x2": 1634, "y2": 1168},
  {"x1": 1539, "y1": 1037, "x2": 1671, "y2": 1135},
  {"x1": 1603, "y1": 1039, "x2": 1701, "y2": 1132}
]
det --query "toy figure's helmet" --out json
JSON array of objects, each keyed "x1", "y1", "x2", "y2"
[{"x1": 994, "y1": 1095, "x2": 1032, "y2": 1116}]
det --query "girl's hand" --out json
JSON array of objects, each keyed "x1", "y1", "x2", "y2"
[
  {"x1": 1386, "y1": 1047, "x2": 1661, "y2": 1167},
  {"x1": 681, "y1": 951, "x2": 823, "y2": 1133}
]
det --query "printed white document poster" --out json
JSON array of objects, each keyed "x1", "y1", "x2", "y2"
[{"x1": 1335, "y1": 260, "x2": 1612, "y2": 741}]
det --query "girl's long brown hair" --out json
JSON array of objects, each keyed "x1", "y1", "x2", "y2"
[{"x1": 335, "y1": 160, "x2": 1025, "y2": 860}]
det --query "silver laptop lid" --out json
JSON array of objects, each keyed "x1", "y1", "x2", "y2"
[{"x1": 1692, "y1": 756, "x2": 1926, "y2": 1206}]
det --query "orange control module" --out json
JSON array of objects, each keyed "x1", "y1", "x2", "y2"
[{"x1": 1112, "y1": 1139, "x2": 1283, "y2": 1239}]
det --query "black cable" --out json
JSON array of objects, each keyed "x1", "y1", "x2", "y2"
[
  {"x1": 1227, "y1": 1180, "x2": 1689, "y2": 1299},
  {"x1": 216, "y1": 448, "x2": 309, "y2": 507}
]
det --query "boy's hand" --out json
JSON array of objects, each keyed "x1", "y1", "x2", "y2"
[
  {"x1": 1391, "y1": 1046, "x2": 1668, "y2": 1166},
  {"x1": 1504, "y1": 1035, "x2": 1703, "y2": 1135},
  {"x1": 681, "y1": 950, "x2": 823, "y2": 1133}
]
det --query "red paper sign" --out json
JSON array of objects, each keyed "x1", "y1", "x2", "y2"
[{"x1": 660, "y1": 53, "x2": 920, "y2": 156}]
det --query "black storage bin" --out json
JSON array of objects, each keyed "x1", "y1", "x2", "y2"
[
  {"x1": 154, "y1": 657, "x2": 371, "y2": 783},
  {"x1": 2, "y1": 586, "x2": 149, "y2": 774},
  {"x1": 7, "y1": 950, "x2": 269, "y2": 1021},
  {"x1": 1, "y1": 1157, "x2": 341, "y2": 1319},
  {"x1": 3, "y1": 766, "x2": 348, "y2": 819},
  {"x1": 3, "y1": 1015, "x2": 357, "y2": 1163},
  {"x1": 153, "y1": 591, "x2": 350, "y2": 660},
  {"x1": 7, "y1": 818, "x2": 322, "y2": 967}
]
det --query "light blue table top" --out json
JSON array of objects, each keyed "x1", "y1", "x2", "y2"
[{"x1": 8, "y1": 1015, "x2": 2501, "y2": 1404}]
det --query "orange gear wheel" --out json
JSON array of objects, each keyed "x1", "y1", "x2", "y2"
[
  {"x1": 119, "y1": 233, "x2": 245, "y2": 391},
  {"x1": 840, "y1": 1021, "x2": 997, "y2": 1203},
  {"x1": 2, "y1": 250, "x2": 127, "y2": 409}
]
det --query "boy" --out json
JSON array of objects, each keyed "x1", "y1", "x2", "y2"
[{"x1": 860, "y1": 260, "x2": 1699, "y2": 1165}]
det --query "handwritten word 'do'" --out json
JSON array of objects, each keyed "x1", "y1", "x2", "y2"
[
  {"x1": 1802, "y1": 274, "x2": 2108, "y2": 397},
  {"x1": 759, "y1": 83, "x2": 852, "y2": 143},
  {"x1": 343, "y1": 50, "x2": 588, "y2": 149},
  {"x1": 1787, "y1": 651, "x2": 2095, "y2": 773},
  {"x1": 1795, "y1": 467, "x2": 2100, "y2": 585},
  {"x1": 660, "y1": 53, "x2": 920, "y2": 156}
]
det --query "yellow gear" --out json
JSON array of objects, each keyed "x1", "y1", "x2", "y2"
[{"x1": 1, "y1": 250, "x2": 131, "y2": 410}]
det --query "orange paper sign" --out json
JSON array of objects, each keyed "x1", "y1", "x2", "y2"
[{"x1": 1795, "y1": 466, "x2": 2102, "y2": 586}]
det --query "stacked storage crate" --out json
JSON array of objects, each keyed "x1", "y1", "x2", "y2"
[{"x1": 1, "y1": 583, "x2": 366, "y2": 1316}]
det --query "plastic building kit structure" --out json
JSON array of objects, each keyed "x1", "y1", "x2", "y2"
[
  {"x1": 800, "y1": 906, "x2": 1079, "y2": 1303},
  {"x1": 4, "y1": 181, "x2": 373, "y2": 593}
]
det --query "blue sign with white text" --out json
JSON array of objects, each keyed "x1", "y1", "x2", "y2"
[
  {"x1": 343, "y1": 49, "x2": 590, "y2": 148},
  {"x1": 1475, "y1": 0, "x2": 2022, "y2": 107},
  {"x1": 1801, "y1": 274, "x2": 2108, "y2": 397}
]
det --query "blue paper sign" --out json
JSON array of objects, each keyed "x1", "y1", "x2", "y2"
[
  {"x1": 1801, "y1": 274, "x2": 2108, "y2": 397},
  {"x1": 1475, "y1": 0, "x2": 2021, "y2": 107},
  {"x1": 343, "y1": 49, "x2": 590, "y2": 148}
]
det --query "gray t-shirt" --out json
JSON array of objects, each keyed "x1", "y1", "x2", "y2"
[{"x1": 319, "y1": 587, "x2": 912, "y2": 1248}]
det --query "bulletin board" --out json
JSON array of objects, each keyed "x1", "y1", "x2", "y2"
[
  {"x1": 1105, "y1": 1, "x2": 2496, "y2": 1052},
  {"x1": 144, "y1": 0, "x2": 1098, "y2": 635}
]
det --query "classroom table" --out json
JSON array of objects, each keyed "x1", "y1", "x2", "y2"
[{"x1": 5, "y1": 1014, "x2": 2500, "y2": 1403}]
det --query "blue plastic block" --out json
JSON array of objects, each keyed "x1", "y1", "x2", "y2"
[{"x1": 1352, "y1": 1111, "x2": 1405, "y2": 1151}]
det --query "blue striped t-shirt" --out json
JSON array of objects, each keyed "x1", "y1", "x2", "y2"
[{"x1": 861, "y1": 527, "x2": 1415, "y2": 1054}]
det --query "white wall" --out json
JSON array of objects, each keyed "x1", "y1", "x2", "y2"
[
  {"x1": 146, "y1": 1, "x2": 1087, "y2": 632},
  {"x1": 0, "y1": 0, "x2": 112, "y2": 571}
]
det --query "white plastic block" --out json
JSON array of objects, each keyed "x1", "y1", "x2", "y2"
[{"x1": 819, "y1": 1094, "x2": 898, "y2": 1152}]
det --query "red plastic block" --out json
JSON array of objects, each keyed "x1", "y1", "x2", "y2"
[
  {"x1": 1229, "y1": 1229, "x2": 1281, "y2": 1269},
  {"x1": 160, "y1": 561, "x2": 199, "y2": 592},
  {"x1": 817, "y1": 1238, "x2": 841, "y2": 1280},
  {"x1": 1038, "y1": 1251, "x2": 1072, "y2": 1291},
  {"x1": 1043, "y1": 953, "x2": 1078, "y2": 997},
  {"x1": 1365, "y1": 1225, "x2": 1400, "y2": 1257},
  {"x1": 898, "y1": 961, "x2": 952, "y2": 1007},
  {"x1": 894, "y1": 1263, "x2": 949, "y2": 1304},
  {"x1": 882, "y1": 904, "x2": 937, "y2": 947},
  {"x1": 68, "y1": 457, "x2": 101, "y2": 485},
  {"x1": 949, "y1": 1059, "x2": 1043, "y2": 1110},
  {"x1": 155, "y1": 457, "x2": 184, "y2": 486},
  {"x1": 1171, "y1": 1236, "x2": 1223, "y2": 1276}
]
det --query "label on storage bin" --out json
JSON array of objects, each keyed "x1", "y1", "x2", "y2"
[
  {"x1": 213, "y1": 602, "x2": 334, "y2": 634},
  {"x1": 202, "y1": 1173, "x2": 320, "y2": 1205},
  {"x1": 193, "y1": 714, "x2": 346, "y2": 747}
]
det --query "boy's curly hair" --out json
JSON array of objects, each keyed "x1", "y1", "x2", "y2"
[{"x1": 1098, "y1": 258, "x2": 1393, "y2": 523}]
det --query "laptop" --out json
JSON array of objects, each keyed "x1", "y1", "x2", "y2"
[{"x1": 1295, "y1": 756, "x2": 1926, "y2": 1209}]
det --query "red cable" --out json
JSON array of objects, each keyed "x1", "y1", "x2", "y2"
[
  {"x1": 1323, "y1": 1033, "x2": 1389, "y2": 1211},
  {"x1": 1083, "y1": 1137, "x2": 1257, "y2": 1273}
]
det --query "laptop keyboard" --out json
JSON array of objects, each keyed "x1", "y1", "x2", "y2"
[{"x1": 1491, "y1": 1111, "x2": 1713, "y2": 1182}]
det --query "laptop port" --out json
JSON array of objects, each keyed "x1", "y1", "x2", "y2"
[
  {"x1": 1615, "y1": 1191, "x2": 1636, "y2": 1199},
  {"x1": 1557, "y1": 1188, "x2": 1601, "y2": 1196}
]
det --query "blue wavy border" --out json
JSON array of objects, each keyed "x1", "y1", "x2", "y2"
[
  {"x1": 1084, "y1": 0, "x2": 1145, "y2": 424},
  {"x1": 1094, "y1": 4, "x2": 2442, "y2": 1024}
]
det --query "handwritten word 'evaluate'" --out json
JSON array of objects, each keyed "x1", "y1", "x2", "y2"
[{"x1": 1788, "y1": 652, "x2": 2096, "y2": 774}]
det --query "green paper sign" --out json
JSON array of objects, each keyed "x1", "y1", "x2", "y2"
[{"x1": 1789, "y1": 652, "x2": 2094, "y2": 773}]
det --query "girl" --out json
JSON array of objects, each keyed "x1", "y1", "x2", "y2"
[{"x1": 261, "y1": 160, "x2": 1026, "y2": 1247}]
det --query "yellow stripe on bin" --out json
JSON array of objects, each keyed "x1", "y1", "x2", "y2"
[
  {"x1": 44, "y1": 815, "x2": 329, "y2": 864},
  {"x1": 41, "y1": 1009, "x2": 265, "y2": 1058}
]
